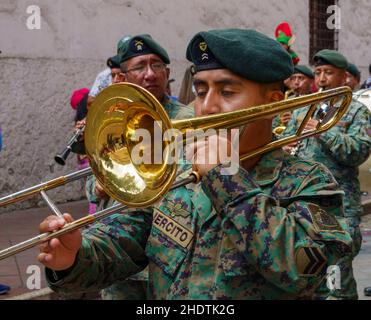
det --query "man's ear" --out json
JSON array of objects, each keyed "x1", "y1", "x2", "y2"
[
  {"x1": 269, "y1": 90, "x2": 284, "y2": 103},
  {"x1": 341, "y1": 70, "x2": 347, "y2": 86},
  {"x1": 166, "y1": 67, "x2": 170, "y2": 80}
]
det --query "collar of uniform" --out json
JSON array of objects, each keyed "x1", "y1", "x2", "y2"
[{"x1": 250, "y1": 148, "x2": 284, "y2": 186}]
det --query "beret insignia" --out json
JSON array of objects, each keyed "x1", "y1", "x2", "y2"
[{"x1": 134, "y1": 40, "x2": 144, "y2": 51}]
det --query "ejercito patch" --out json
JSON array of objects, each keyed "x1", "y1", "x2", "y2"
[{"x1": 153, "y1": 208, "x2": 194, "y2": 248}]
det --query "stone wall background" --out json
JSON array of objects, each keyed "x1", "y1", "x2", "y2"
[{"x1": 0, "y1": 0, "x2": 370, "y2": 212}]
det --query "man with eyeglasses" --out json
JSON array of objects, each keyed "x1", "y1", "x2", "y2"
[{"x1": 117, "y1": 34, "x2": 193, "y2": 119}]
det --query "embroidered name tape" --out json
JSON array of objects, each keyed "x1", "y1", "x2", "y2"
[{"x1": 153, "y1": 208, "x2": 194, "y2": 248}]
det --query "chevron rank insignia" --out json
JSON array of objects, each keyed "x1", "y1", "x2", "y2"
[{"x1": 295, "y1": 247, "x2": 327, "y2": 277}]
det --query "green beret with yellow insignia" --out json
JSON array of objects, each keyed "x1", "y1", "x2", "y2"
[
  {"x1": 119, "y1": 34, "x2": 170, "y2": 64},
  {"x1": 313, "y1": 49, "x2": 348, "y2": 70},
  {"x1": 186, "y1": 28, "x2": 294, "y2": 83},
  {"x1": 347, "y1": 63, "x2": 361, "y2": 78},
  {"x1": 294, "y1": 65, "x2": 314, "y2": 79}
]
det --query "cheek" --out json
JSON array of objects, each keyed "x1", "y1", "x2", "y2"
[
  {"x1": 194, "y1": 101, "x2": 203, "y2": 116},
  {"x1": 126, "y1": 74, "x2": 144, "y2": 86}
]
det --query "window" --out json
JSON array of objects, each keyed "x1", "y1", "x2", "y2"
[{"x1": 309, "y1": 0, "x2": 339, "y2": 63}]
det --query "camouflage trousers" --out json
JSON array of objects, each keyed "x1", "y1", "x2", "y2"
[
  {"x1": 100, "y1": 268, "x2": 148, "y2": 300},
  {"x1": 315, "y1": 217, "x2": 362, "y2": 300}
]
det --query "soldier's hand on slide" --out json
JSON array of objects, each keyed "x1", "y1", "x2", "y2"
[{"x1": 38, "y1": 214, "x2": 82, "y2": 271}]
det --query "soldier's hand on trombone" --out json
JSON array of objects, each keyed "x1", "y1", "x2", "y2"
[
  {"x1": 280, "y1": 112, "x2": 292, "y2": 125},
  {"x1": 303, "y1": 118, "x2": 320, "y2": 137},
  {"x1": 37, "y1": 214, "x2": 82, "y2": 271},
  {"x1": 186, "y1": 132, "x2": 239, "y2": 177}
]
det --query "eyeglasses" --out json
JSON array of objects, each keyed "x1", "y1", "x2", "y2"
[{"x1": 123, "y1": 62, "x2": 166, "y2": 76}]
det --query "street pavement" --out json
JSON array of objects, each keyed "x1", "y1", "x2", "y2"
[{"x1": 0, "y1": 199, "x2": 371, "y2": 300}]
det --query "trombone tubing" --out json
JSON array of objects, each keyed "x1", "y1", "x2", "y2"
[
  {"x1": 0, "y1": 174, "x2": 196, "y2": 261},
  {"x1": 172, "y1": 87, "x2": 352, "y2": 162},
  {"x1": 0, "y1": 167, "x2": 92, "y2": 207}
]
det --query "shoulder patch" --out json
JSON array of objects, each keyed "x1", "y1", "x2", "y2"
[
  {"x1": 295, "y1": 246, "x2": 327, "y2": 277},
  {"x1": 308, "y1": 203, "x2": 343, "y2": 233}
]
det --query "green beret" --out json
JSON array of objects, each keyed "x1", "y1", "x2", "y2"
[
  {"x1": 186, "y1": 29, "x2": 294, "y2": 83},
  {"x1": 347, "y1": 63, "x2": 361, "y2": 78},
  {"x1": 293, "y1": 65, "x2": 314, "y2": 79},
  {"x1": 107, "y1": 54, "x2": 122, "y2": 69},
  {"x1": 119, "y1": 34, "x2": 170, "y2": 64},
  {"x1": 313, "y1": 49, "x2": 348, "y2": 69}
]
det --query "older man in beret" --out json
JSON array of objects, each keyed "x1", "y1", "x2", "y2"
[
  {"x1": 274, "y1": 65, "x2": 315, "y2": 132},
  {"x1": 37, "y1": 29, "x2": 352, "y2": 300},
  {"x1": 284, "y1": 49, "x2": 371, "y2": 300},
  {"x1": 290, "y1": 65, "x2": 314, "y2": 96},
  {"x1": 117, "y1": 34, "x2": 193, "y2": 119}
]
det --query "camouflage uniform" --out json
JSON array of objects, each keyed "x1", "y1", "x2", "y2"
[
  {"x1": 283, "y1": 99, "x2": 371, "y2": 299},
  {"x1": 47, "y1": 149, "x2": 353, "y2": 299},
  {"x1": 85, "y1": 95, "x2": 194, "y2": 300}
]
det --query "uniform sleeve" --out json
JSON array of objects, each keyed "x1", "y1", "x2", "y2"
[
  {"x1": 46, "y1": 208, "x2": 153, "y2": 295},
  {"x1": 317, "y1": 105, "x2": 371, "y2": 166},
  {"x1": 201, "y1": 164, "x2": 353, "y2": 296}
]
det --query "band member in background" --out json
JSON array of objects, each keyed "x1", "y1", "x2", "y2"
[{"x1": 283, "y1": 49, "x2": 371, "y2": 299}]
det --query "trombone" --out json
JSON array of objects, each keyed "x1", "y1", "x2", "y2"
[{"x1": 0, "y1": 83, "x2": 353, "y2": 261}]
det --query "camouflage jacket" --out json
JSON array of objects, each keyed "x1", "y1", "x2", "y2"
[
  {"x1": 47, "y1": 149, "x2": 353, "y2": 299},
  {"x1": 283, "y1": 100, "x2": 371, "y2": 217}
]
